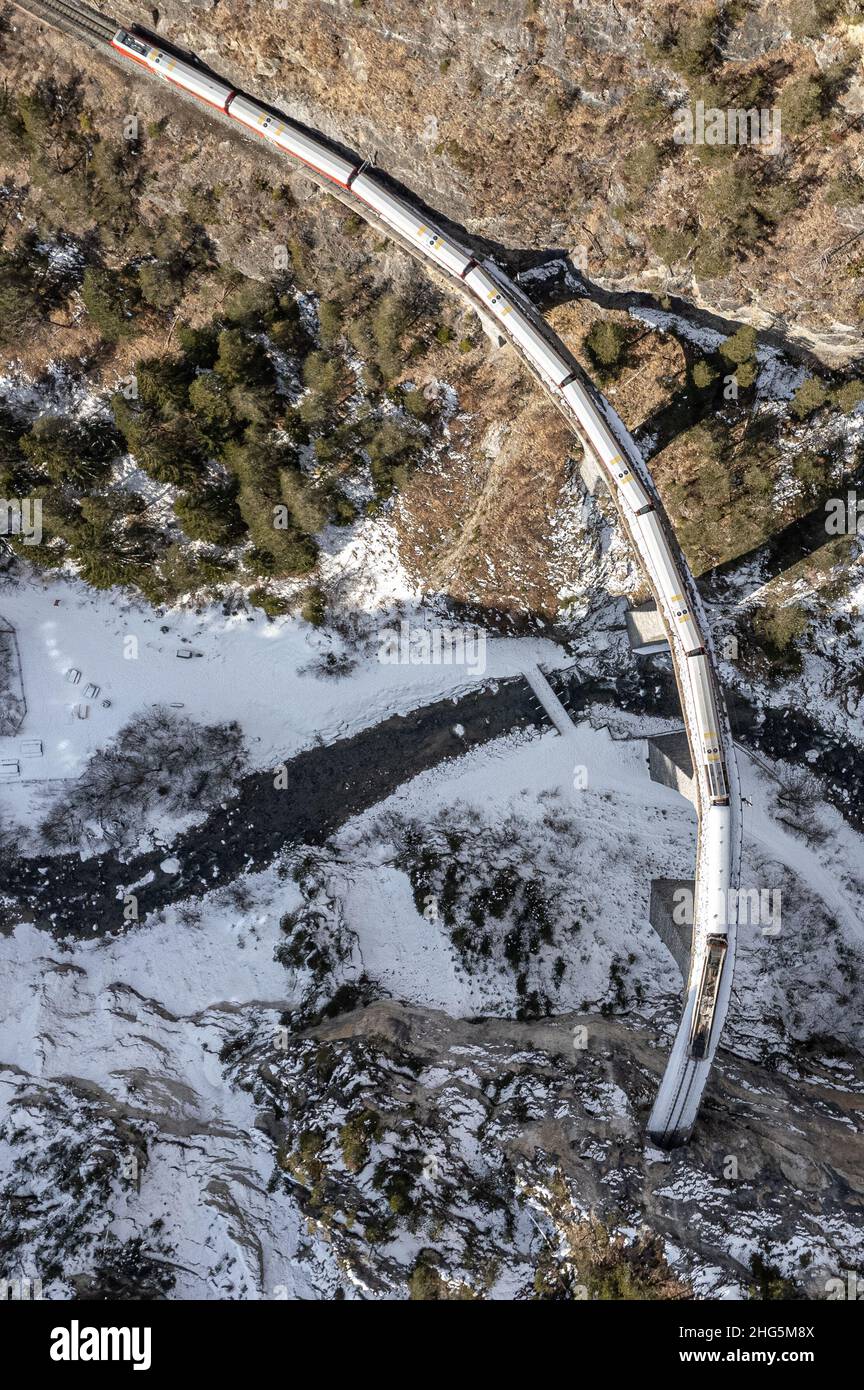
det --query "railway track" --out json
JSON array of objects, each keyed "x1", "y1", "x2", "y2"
[
  {"x1": 8, "y1": 0, "x2": 742, "y2": 1145},
  {"x1": 12, "y1": 0, "x2": 117, "y2": 46}
]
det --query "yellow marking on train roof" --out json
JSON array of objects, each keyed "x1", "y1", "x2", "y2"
[
  {"x1": 608, "y1": 453, "x2": 622, "y2": 463},
  {"x1": 677, "y1": 612, "x2": 690, "y2": 621},
  {"x1": 619, "y1": 472, "x2": 632, "y2": 483},
  {"x1": 417, "y1": 225, "x2": 426, "y2": 235},
  {"x1": 670, "y1": 593, "x2": 683, "y2": 602},
  {"x1": 704, "y1": 731, "x2": 716, "y2": 740},
  {"x1": 706, "y1": 753, "x2": 720, "y2": 762}
]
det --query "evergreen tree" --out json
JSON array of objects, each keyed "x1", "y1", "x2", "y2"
[
  {"x1": 173, "y1": 481, "x2": 245, "y2": 545},
  {"x1": 215, "y1": 328, "x2": 274, "y2": 390},
  {"x1": 20, "y1": 414, "x2": 121, "y2": 490},
  {"x1": 81, "y1": 266, "x2": 137, "y2": 341}
]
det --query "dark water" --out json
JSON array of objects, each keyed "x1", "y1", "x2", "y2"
[
  {"x1": 2, "y1": 662, "x2": 860, "y2": 939},
  {"x1": 0, "y1": 674, "x2": 549, "y2": 937}
]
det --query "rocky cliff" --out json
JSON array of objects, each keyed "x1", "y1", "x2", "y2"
[{"x1": 128, "y1": 0, "x2": 864, "y2": 367}]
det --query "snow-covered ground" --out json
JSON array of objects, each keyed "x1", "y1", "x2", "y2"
[
  {"x1": 2, "y1": 703, "x2": 861, "y2": 1297},
  {"x1": 323, "y1": 723, "x2": 691, "y2": 1018},
  {"x1": 0, "y1": 529, "x2": 576, "y2": 834},
  {"x1": 2, "y1": 716, "x2": 685, "y2": 1297},
  {"x1": 1, "y1": 430, "x2": 862, "y2": 1298}
]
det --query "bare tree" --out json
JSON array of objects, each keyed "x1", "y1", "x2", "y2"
[{"x1": 40, "y1": 706, "x2": 247, "y2": 851}]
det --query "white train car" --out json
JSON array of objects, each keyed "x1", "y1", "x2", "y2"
[
  {"x1": 112, "y1": 30, "x2": 235, "y2": 110},
  {"x1": 464, "y1": 264, "x2": 574, "y2": 388},
  {"x1": 700, "y1": 805, "x2": 732, "y2": 921},
  {"x1": 686, "y1": 653, "x2": 730, "y2": 804},
  {"x1": 634, "y1": 510, "x2": 702, "y2": 653},
  {"x1": 351, "y1": 174, "x2": 473, "y2": 278},
  {"x1": 559, "y1": 379, "x2": 653, "y2": 516},
  {"x1": 226, "y1": 94, "x2": 358, "y2": 187},
  {"x1": 688, "y1": 932, "x2": 728, "y2": 1057}
]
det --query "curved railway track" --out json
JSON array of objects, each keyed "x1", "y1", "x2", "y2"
[{"x1": 7, "y1": 0, "x2": 743, "y2": 1146}]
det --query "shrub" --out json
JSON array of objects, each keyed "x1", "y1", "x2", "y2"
[
  {"x1": 621, "y1": 142, "x2": 664, "y2": 195},
  {"x1": 719, "y1": 325, "x2": 758, "y2": 367},
  {"x1": 372, "y1": 292, "x2": 410, "y2": 379},
  {"x1": 748, "y1": 1253, "x2": 802, "y2": 1300},
  {"x1": 136, "y1": 259, "x2": 184, "y2": 312},
  {"x1": 629, "y1": 85, "x2": 668, "y2": 128},
  {"x1": 648, "y1": 225, "x2": 695, "y2": 267},
  {"x1": 248, "y1": 586, "x2": 291, "y2": 620},
  {"x1": 826, "y1": 173, "x2": 864, "y2": 207},
  {"x1": 691, "y1": 358, "x2": 718, "y2": 390},
  {"x1": 584, "y1": 319, "x2": 629, "y2": 373},
  {"x1": 734, "y1": 358, "x2": 758, "y2": 389},
  {"x1": 748, "y1": 599, "x2": 808, "y2": 668},
  {"x1": 790, "y1": 376, "x2": 829, "y2": 420},
  {"x1": 278, "y1": 468, "x2": 329, "y2": 535},
  {"x1": 792, "y1": 450, "x2": 831, "y2": 498},
  {"x1": 409, "y1": 1252, "x2": 447, "y2": 1301},
  {"x1": 788, "y1": 0, "x2": 844, "y2": 40},
  {"x1": 224, "y1": 431, "x2": 297, "y2": 493},
  {"x1": 704, "y1": 169, "x2": 759, "y2": 238},
  {"x1": 693, "y1": 235, "x2": 733, "y2": 279},
  {"x1": 656, "y1": 12, "x2": 720, "y2": 81},
  {"x1": 366, "y1": 417, "x2": 418, "y2": 496},
  {"x1": 298, "y1": 351, "x2": 350, "y2": 428},
  {"x1": 300, "y1": 584, "x2": 327, "y2": 626},
  {"x1": 318, "y1": 298, "x2": 343, "y2": 346},
  {"x1": 338, "y1": 1109, "x2": 380, "y2": 1173},
  {"x1": 779, "y1": 74, "x2": 824, "y2": 136},
  {"x1": 834, "y1": 379, "x2": 864, "y2": 413},
  {"x1": 757, "y1": 180, "x2": 799, "y2": 226},
  {"x1": 83, "y1": 139, "x2": 138, "y2": 235},
  {"x1": 693, "y1": 167, "x2": 791, "y2": 274},
  {"x1": 237, "y1": 484, "x2": 318, "y2": 575},
  {"x1": 81, "y1": 266, "x2": 136, "y2": 341},
  {"x1": 402, "y1": 387, "x2": 429, "y2": 419}
]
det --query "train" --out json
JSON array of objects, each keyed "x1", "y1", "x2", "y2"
[
  {"x1": 689, "y1": 934, "x2": 728, "y2": 1058},
  {"x1": 110, "y1": 26, "x2": 733, "y2": 1065}
]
